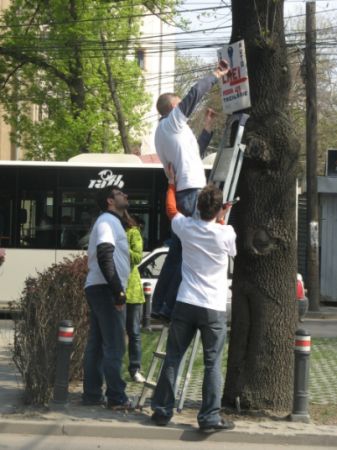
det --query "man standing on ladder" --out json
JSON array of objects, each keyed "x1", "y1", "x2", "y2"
[
  {"x1": 151, "y1": 164, "x2": 236, "y2": 432},
  {"x1": 152, "y1": 60, "x2": 231, "y2": 322}
]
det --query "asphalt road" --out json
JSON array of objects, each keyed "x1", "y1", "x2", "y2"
[{"x1": 0, "y1": 435, "x2": 336, "y2": 450}]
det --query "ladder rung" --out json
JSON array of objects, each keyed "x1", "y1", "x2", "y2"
[
  {"x1": 144, "y1": 380, "x2": 157, "y2": 389},
  {"x1": 153, "y1": 351, "x2": 166, "y2": 359}
]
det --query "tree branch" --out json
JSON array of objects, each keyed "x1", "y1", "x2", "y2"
[
  {"x1": 0, "y1": 46, "x2": 70, "y2": 85},
  {"x1": 100, "y1": 31, "x2": 131, "y2": 154},
  {"x1": 0, "y1": 62, "x2": 25, "y2": 90}
]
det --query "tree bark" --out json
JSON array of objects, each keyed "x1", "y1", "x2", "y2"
[
  {"x1": 223, "y1": 0, "x2": 299, "y2": 412},
  {"x1": 100, "y1": 32, "x2": 132, "y2": 154}
]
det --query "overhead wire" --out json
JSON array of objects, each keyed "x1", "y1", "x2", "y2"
[{"x1": 1, "y1": 1, "x2": 337, "y2": 100}]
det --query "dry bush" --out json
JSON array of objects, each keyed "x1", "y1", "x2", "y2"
[{"x1": 11, "y1": 255, "x2": 89, "y2": 405}]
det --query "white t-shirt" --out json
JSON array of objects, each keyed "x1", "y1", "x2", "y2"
[
  {"x1": 85, "y1": 212, "x2": 130, "y2": 290},
  {"x1": 172, "y1": 213, "x2": 237, "y2": 311},
  {"x1": 155, "y1": 107, "x2": 206, "y2": 192}
]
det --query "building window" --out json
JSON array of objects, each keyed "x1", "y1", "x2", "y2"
[{"x1": 136, "y1": 49, "x2": 145, "y2": 70}]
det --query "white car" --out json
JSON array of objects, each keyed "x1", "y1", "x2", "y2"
[{"x1": 138, "y1": 246, "x2": 233, "y2": 321}]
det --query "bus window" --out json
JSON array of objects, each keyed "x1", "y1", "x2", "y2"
[
  {"x1": 20, "y1": 191, "x2": 56, "y2": 248},
  {"x1": 0, "y1": 166, "x2": 16, "y2": 247},
  {"x1": 58, "y1": 190, "x2": 98, "y2": 249},
  {"x1": 0, "y1": 194, "x2": 14, "y2": 247}
]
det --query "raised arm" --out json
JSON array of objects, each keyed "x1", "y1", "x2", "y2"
[
  {"x1": 198, "y1": 108, "x2": 217, "y2": 158},
  {"x1": 178, "y1": 61, "x2": 230, "y2": 118}
]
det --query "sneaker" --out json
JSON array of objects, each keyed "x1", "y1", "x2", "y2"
[{"x1": 132, "y1": 371, "x2": 146, "y2": 383}]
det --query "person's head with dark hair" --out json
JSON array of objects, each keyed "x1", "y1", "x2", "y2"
[
  {"x1": 122, "y1": 211, "x2": 138, "y2": 230},
  {"x1": 132, "y1": 215, "x2": 145, "y2": 229},
  {"x1": 96, "y1": 187, "x2": 129, "y2": 216},
  {"x1": 156, "y1": 93, "x2": 181, "y2": 117},
  {"x1": 197, "y1": 185, "x2": 223, "y2": 221}
]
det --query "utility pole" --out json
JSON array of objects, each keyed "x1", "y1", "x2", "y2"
[{"x1": 305, "y1": 1, "x2": 320, "y2": 311}]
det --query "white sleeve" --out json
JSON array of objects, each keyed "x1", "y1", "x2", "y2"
[
  {"x1": 171, "y1": 213, "x2": 186, "y2": 238},
  {"x1": 96, "y1": 220, "x2": 115, "y2": 246},
  {"x1": 164, "y1": 107, "x2": 187, "y2": 133}
]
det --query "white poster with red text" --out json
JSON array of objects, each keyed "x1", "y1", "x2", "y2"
[{"x1": 217, "y1": 40, "x2": 251, "y2": 114}]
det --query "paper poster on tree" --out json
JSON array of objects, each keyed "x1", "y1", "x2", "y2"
[{"x1": 217, "y1": 40, "x2": 251, "y2": 114}]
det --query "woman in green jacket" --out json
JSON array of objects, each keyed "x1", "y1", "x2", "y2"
[{"x1": 124, "y1": 213, "x2": 146, "y2": 383}]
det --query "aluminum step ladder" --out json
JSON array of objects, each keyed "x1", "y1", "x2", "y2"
[
  {"x1": 137, "y1": 324, "x2": 201, "y2": 412},
  {"x1": 209, "y1": 113, "x2": 249, "y2": 205},
  {"x1": 137, "y1": 112, "x2": 249, "y2": 412}
]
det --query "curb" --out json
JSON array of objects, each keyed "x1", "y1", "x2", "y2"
[
  {"x1": 305, "y1": 313, "x2": 337, "y2": 320},
  {"x1": 0, "y1": 418, "x2": 337, "y2": 446}
]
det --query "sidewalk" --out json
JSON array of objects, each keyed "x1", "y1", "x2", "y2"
[
  {"x1": 306, "y1": 306, "x2": 337, "y2": 319},
  {"x1": 0, "y1": 320, "x2": 337, "y2": 446}
]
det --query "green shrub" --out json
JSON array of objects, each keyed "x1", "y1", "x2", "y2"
[{"x1": 11, "y1": 255, "x2": 88, "y2": 406}]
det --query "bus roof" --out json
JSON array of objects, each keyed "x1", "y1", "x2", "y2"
[
  {"x1": 0, "y1": 155, "x2": 162, "y2": 170},
  {"x1": 0, "y1": 152, "x2": 214, "y2": 170}
]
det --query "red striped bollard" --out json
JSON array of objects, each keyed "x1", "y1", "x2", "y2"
[
  {"x1": 290, "y1": 329, "x2": 311, "y2": 423},
  {"x1": 53, "y1": 320, "x2": 74, "y2": 404},
  {"x1": 142, "y1": 282, "x2": 152, "y2": 330}
]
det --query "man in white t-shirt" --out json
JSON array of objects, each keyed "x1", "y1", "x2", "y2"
[
  {"x1": 82, "y1": 187, "x2": 131, "y2": 410},
  {"x1": 151, "y1": 167, "x2": 237, "y2": 432},
  {"x1": 152, "y1": 60, "x2": 231, "y2": 321}
]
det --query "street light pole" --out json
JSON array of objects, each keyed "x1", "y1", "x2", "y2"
[{"x1": 305, "y1": 1, "x2": 320, "y2": 311}]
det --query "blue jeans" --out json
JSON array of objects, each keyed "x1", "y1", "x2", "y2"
[
  {"x1": 151, "y1": 301, "x2": 227, "y2": 427},
  {"x1": 83, "y1": 284, "x2": 128, "y2": 405},
  {"x1": 126, "y1": 303, "x2": 143, "y2": 377},
  {"x1": 151, "y1": 188, "x2": 200, "y2": 319}
]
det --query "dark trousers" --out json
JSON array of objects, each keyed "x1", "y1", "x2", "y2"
[
  {"x1": 126, "y1": 303, "x2": 143, "y2": 377},
  {"x1": 151, "y1": 301, "x2": 227, "y2": 427},
  {"x1": 83, "y1": 284, "x2": 128, "y2": 405},
  {"x1": 151, "y1": 188, "x2": 200, "y2": 319}
]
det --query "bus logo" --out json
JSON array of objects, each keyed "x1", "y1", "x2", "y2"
[{"x1": 88, "y1": 169, "x2": 125, "y2": 189}]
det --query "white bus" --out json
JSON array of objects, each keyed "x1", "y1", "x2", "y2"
[{"x1": 0, "y1": 154, "x2": 174, "y2": 309}]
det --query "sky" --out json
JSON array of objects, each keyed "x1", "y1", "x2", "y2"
[{"x1": 175, "y1": 0, "x2": 337, "y2": 64}]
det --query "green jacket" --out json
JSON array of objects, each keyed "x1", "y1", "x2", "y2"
[{"x1": 126, "y1": 227, "x2": 145, "y2": 304}]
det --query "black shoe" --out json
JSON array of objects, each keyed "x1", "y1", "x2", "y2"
[
  {"x1": 199, "y1": 419, "x2": 235, "y2": 433},
  {"x1": 151, "y1": 412, "x2": 171, "y2": 426},
  {"x1": 158, "y1": 313, "x2": 171, "y2": 324},
  {"x1": 82, "y1": 396, "x2": 105, "y2": 406},
  {"x1": 151, "y1": 312, "x2": 161, "y2": 319}
]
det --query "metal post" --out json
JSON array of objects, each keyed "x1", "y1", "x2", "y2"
[
  {"x1": 142, "y1": 282, "x2": 152, "y2": 330},
  {"x1": 290, "y1": 329, "x2": 311, "y2": 423},
  {"x1": 305, "y1": 1, "x2": 320, "y2": 311},
  {"x1": 53, "y1": 320, "x2": 74, "y2": 404}
]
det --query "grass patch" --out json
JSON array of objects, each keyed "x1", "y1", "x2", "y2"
[
  {"x1": 310, "y1": 404, "x2": 337, "y2": 425},
  {"x1": 123, "y1": 328, "x2": 229, "y2": 380}
]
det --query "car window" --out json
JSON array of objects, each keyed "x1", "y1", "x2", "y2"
[{"x1": 139, "y1": 253, "x2": 167, "y2": 278}]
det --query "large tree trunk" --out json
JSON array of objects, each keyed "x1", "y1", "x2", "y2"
[{"x1": 223, "y1": 0, "x2": 299, "y2": 412}]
